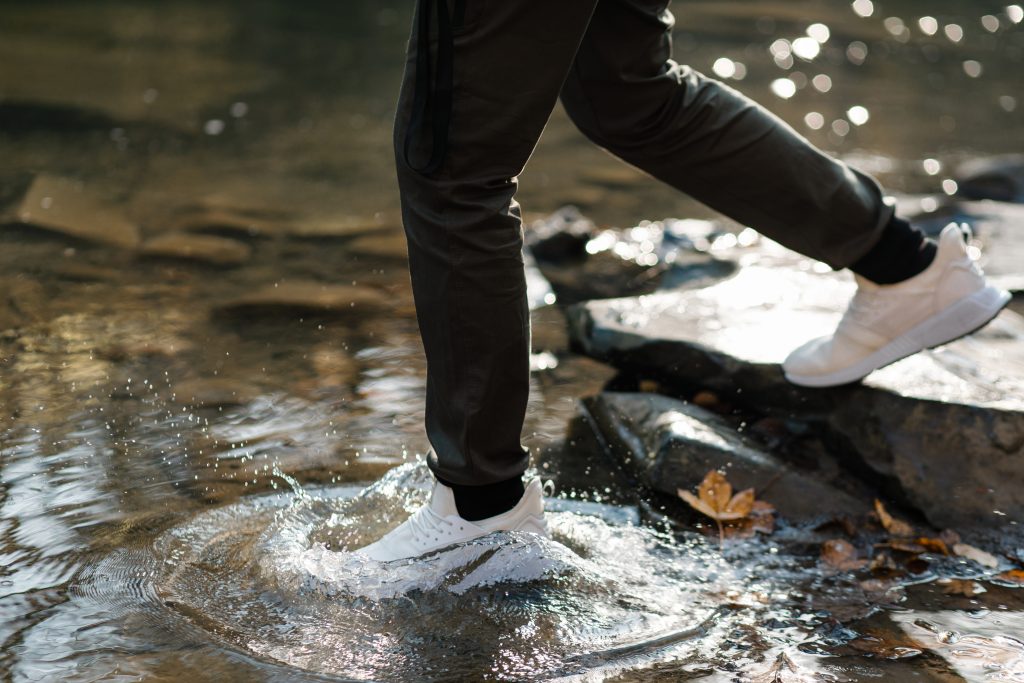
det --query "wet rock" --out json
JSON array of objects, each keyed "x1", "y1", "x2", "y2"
[
  {"x1": 216, "y1": 280, "x2": 389, "y2": 317},
  {"x1": 0, "y1": 276, "x2": 47, "y2": 331},
  {"x1": 528, "y1": 209, "x2": 737, "y2": 303},
  {"x1": 568, "y1": 265, "x2": 1024, "y2": 535},
  {"x1": 526, "y1": 206, "x2": 596, "y2": 262},
  {"x1": 166, "y1": 205, "x2": 282, "y2": 237},
  {"x1": 580, "y1": 392, "x2": 868, "y2": 521},
  {"x1": 165, "y1": 202, "x2": 394, "y2": 240},
  {"x1": 347, "y1": 231, "x2": 408, "y2": 260},
  {"x1": 140, "y1": 232, "x2": 252, "y2": 266},
  {"x1": 955, "y1": 155, "x2": 1024, "y2": 203},
  {"x1": 285, "y1": 215, "x2": 396, "y2": 240},
  {"x1": 3, "y1": 174, "x2": 140, "y2": 248}
]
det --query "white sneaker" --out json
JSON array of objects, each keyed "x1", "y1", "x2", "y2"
[
  {"x1": 783, "y1": 223, "x2": 1011, "y2": 388},
  {"x1": 355, "y1": 478, "x2": 549, "y2": 562}
]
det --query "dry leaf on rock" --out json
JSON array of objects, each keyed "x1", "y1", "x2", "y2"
[
  {"x1": 916, "y1": 537, "x2": 951, "y2": 555},
  {"x1": 994, "y1": 569, "x2": 1024, "y2": 585},
  {"x1": 678, "y1": 470, "x2": 760, "y2": 546},
  {"x1": 940, "y1": 579, "x2": 986, "y2": 597},
  {"x1": 822, "y1": 539, "x2": 868, "y2": 571},
  {"x1": 882, "y1": 540, "x2": 926, "y2": 555},
  {"x1": 848, "y1": 629, "x2": 924, "y2": 659},
  {"x1": 874, "y1": 499, "x2": 915, "y2": 538},
  {"x1": 954, "y1": 543, "x2": 1000, "y2": 569}
]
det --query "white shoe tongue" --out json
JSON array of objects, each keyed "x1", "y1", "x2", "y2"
[{"x1": 429, "y1": 482, "x2": 460, "y2": 517}]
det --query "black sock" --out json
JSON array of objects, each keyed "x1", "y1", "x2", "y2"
[
  {"x1": 849, "y1": 215, "x2": 938, "y2": 285},
  {"x1": 437, "y1": 475, "x2": 525, "y2": 521}
]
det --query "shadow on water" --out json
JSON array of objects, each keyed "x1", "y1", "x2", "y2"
[{"x1": 2, "y1": 0, "x2": 1024, "y2": 680}]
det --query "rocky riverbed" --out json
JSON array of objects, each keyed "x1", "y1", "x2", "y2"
[{"x1": 4, "y1": 0, "x2": 1024, "y2": 681}]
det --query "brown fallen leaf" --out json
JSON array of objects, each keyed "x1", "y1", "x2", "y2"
[
  {"x1": 869, "y1": 552, "x2": 899, "y2": 573},
  {"x1": 874, "y1": 499, "x2": 915, "y2": 538},
  {"x1": 678, "y1": 470, "x2": 758, "y2": 546},
  {"x1": 882, "y1": 540, "x2": 926, "y2": 555},
  {"x1": 994, "y1": 569, "x2": 1024, "y2": 585},
  {"x1": 916, "y1": 537, "x2": 951, "y2": 555},
  {"x1": 822, "y1": 539, "x2": 868, "y2": 571},
  {"x1": 723, "y1": 500, "x2": 777, "y2": 540},
  {"x1": 749, "y1": 651, "x2": 819, "y2": 683},
  {"x1": 847, "y1": 628, "x2": 924, "y2": 659},
  {"x1": 940, "y1": 579, "x2": 986, "y2": 597},
  {"x1": 953, "y1": 543, "x2": 1000, "y2": 569}
]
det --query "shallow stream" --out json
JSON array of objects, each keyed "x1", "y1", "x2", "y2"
[{"x1": 2, "y1": 1, "x2": 1024, "y2": 680}]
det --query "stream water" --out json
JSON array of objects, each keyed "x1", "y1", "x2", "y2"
[{"x1": 2, "y1": 0, "x2": 1024, "y2": 680}]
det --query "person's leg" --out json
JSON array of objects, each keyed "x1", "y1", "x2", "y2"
[
  {"x1": 395, "y1": 0, "x2": 598, "y2": 515},
  {"x1": 558, "y1": 0, "x2": 1007, "y2": 388},
  {"x1": 558, "y1": 0, "x2": 902, "y2": 272}
]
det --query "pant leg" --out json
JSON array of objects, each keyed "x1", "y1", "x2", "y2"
[
  {"x1": 559, "y1": 0, "x2": 892, "y2": 270},
  {"x1": 395, "y1": 0, "x2": 599, "y2": 486}
]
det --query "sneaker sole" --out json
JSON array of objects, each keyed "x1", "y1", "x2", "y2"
[{"x1": 784, "y1": 285, "x2": 1013, "y2": 388}]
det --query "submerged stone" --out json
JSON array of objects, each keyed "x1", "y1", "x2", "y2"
[
  {"x1": 955, "y1": 155, "x2": 1024, "y2": 203},
  {"x1": 171, "y1": 378, "x2": 256, "y2": 409},
  {"x1": 140, "y1": 232, "x2": 252, "y2": 266},
  {"x1": 166, "y1": 205, "x2": 283, "y2": 237},
  {"x1": 4, "y1": 174, "x2": 140, "y2": 248},
  {"x1": 216, "y1": 280, "x2": 389, "y2": 317},
  {"x1": 568, "y1": 265, "x2": 1024, "y2": 535},
  {"x1": 580, "y1": 392, "x2": 867, "y2": 521},
  {"x1": 347, "y1": 231, "x2": 408, "y2": 260},
  {"x1": 528, "y1": 209, "x2": 737, "y2": 303}
]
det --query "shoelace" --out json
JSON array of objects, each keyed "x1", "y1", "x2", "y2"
[{"x1": 407, "y1": 505, "x2": 459, "y2": 547}]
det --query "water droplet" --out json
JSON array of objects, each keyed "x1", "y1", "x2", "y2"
[
  {"x1": 942, "y1": 179, "x2": 959, "y2": 195},
  {"x1": 918, "y1": 16, "x2": 939, "y2": 35},
  {"x1": 1000, "y1": 95, "x2": 1017, "y2": 112},
  {"x1": 923, "y1": 158, "x2": 942, "y2": 175},
  {"x1": 981, "y1": 15, "x2": 1001, "y2": 32},
  {"x1": 852, "y1": 0, "x2": 874, "y2": 18},
  {"x1": 811, "y1": 74, "x2": 832, "y2": 92},
  {"x1": 807, "y1": 23, "x2": 830, "y2": 43},
  {"x1": 944, "y1": 24, "x2": 964, "y2": 43},
  {"x1": 770, "y1": 78, "x2": 797, "y2": 99},
  {"x1": 230, "y1": 102, "x2": 249, "y2": 118},
  {"x1": 831, "y1": 119, "x2": 851, "y2": 136},
  {"x1": 1008, "y1": 5, "x2": 1024, "y2": 24},
  {"x1": 847, "y1": 105, "x2": 870, "y2": 125},
  {"x1": 963, "y1": 60, "x2": 983, "y2": 78},
  {"x1": 804, "y1": 112, "x2": 825, "y2": 130}
]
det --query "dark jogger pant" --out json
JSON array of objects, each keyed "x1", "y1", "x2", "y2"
[{"x1": 395, "y1": 0, "x2": 893, "y2": 486}]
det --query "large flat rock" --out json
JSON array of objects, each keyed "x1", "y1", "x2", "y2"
[
  {"x1": 215, "y1": 281, "x2": 389, "y2": 317},
  {"x1": 568, "y1": 265, "x2": 1024, "y2": 534},
  {"x1": 581, "y1": 392, "x2": 869, "y2": 521},
  {"x1": 4, "y1": 175, "x2": 140, "y2": 248}
]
